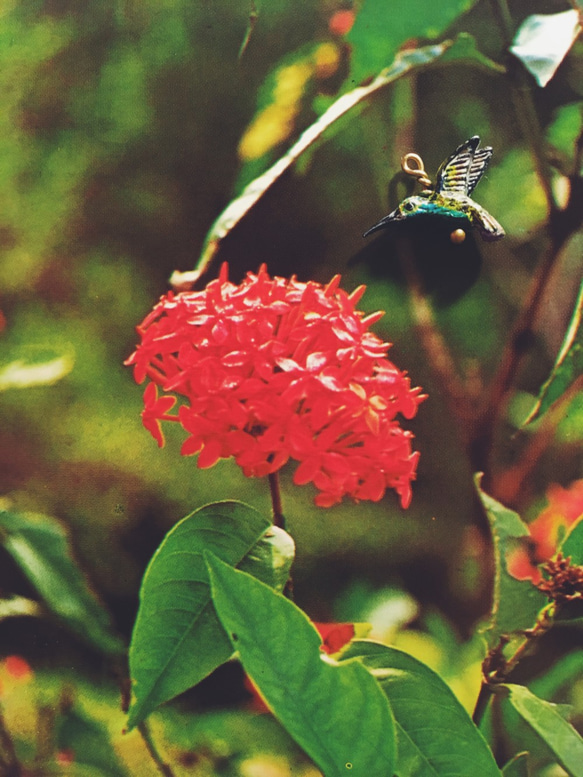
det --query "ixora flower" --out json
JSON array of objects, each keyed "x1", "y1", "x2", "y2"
[
  {"x1": 125, "y1": 264, "x2": 425, "y2": 508},
  {"x1": 507, "y1": 479, "x2": 583, "y2": 584}
]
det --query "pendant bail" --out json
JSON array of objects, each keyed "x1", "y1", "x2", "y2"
[{"x1": 401, "y1": 152, "x2": 433, "y2": 191}]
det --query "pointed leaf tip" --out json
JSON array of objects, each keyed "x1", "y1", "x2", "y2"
[
  {"x1": 206, "y1": 553, "x2": 397, "y2": 777},
  {"x1": 127, "y1": 501, "x2": 273, "y2": 728}
]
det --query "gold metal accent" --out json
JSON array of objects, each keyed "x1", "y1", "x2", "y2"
[
  {"x1": 450, "y1": 228, "x2": 466, "y2": 244},
  {"x1": 401, "y1": 152, "x2": 433, "y2": 189}
]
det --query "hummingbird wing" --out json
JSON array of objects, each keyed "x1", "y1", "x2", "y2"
[
  {"x1": 436, "y1": 136, "x2": 492, "y2": 196},
  {"x1": 466, "y1": 146, "x2": 493, "y2": 195}
]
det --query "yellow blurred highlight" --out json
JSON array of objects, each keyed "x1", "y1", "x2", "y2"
[
  {"x1": 393, "y1": 630, "x2": 443, "y2": 673},
  {"x1": 240, "y1": 754, "x2": 292, "y2": 777},
  {"x1": 238, "y1": 43, "x2": 341, "y2": 162},
  {"x1": 314, "y1": 42, "x2": 341, "y2": 80},
  {"x1": 393, "y1": 631, "x2": 483, "y2": 714},
  {"x1": 238, "y1": 61, "x2": 313, "y2": 161}
]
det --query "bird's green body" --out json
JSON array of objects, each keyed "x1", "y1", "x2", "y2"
[{"x1": 364, "y1": 136, "x2": 505, "y2": 242}]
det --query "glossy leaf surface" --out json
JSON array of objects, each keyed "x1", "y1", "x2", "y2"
[
  {"x1": 524, "y1": 279, "x2": 583, "y2": 425},
  {"x1": 206, "y1": 553, "x2": 396, "y2": 777},
  {"x1": 477, "y1": 482, "x2": 547, "y2": 649},
  {"x1": 506, "y1": 684, "x2": 583, "y2": 777},
  {"x1": 340, "y1": 641, "x2": 501, "y2": 777},
  {"x1": 127, "y1": 501, "x2": 286, "y2": 729},
  {"x1": 510, "y1": 11, "x2": 581, "y2": 87}
]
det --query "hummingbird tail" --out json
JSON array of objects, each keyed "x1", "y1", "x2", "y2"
[{"x1": 472, "y1": 205, "x2": 505, "y2": 241}]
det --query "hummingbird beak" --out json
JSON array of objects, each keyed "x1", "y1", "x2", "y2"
[{"x1": 363, "y1": 208, "x2": 402, "y2": 238}]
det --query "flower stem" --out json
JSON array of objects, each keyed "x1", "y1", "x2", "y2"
[
  {"x1": 268, "y1": 471, "x2": 285, "y2": 529},
  {"x1": 138, "y1": 721, "x2": 176, "y2": 777}
]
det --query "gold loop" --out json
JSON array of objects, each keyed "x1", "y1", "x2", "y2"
[{"x1": 401, "y1": 152, "x2": 433, "y2": 189}]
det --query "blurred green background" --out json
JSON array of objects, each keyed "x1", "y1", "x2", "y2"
[{"x1": 0, "y1": 0, "x2": 582, "y2": 773}]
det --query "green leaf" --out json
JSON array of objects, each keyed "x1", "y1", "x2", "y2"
[
  {"x1": 127, "y1": 501, "x2": 292, "y2": 729},
  {"x1": 438, "y1": 32, "x2": 505, "y2": 73},
  {"x1": 502, "y1": 752, "x2": 530, "y2": 777},
  {"x1": 0, "y1": 595, "x2": 42, "y2": 621},
  {"x1": 510, "y1": 11, "x2": 581, "y2": 88},
  {"x1": 524, "y1": 279, "x2": 583, "y2": 425},
  {"x1": 531, "y1": 651, "x2": 583, "y2": 701},
  {"x1": 559, "y1": 519, "x2": 583, "y2": 564},
  {"x1": 547, "y1": 104, "x2": 583, "y2": 158},
  {"x1": 206, "y1": 553, "x2": 396, "y2": 777},
  {"x1": 505, "y1": 684, "x2": 583, "y2": 777},
  {"x1": 339, "y1": 641, "x2": 501, "y2": 777},
  {"x1": 347, "y1": 0, "x2": 479, "y2": 84},
  {"x1": 57, "y1": 703, "x2": 129, "y2": 777},
  {"x1": 476, "y1": 481, "x2": 547, "y2": 649},
  {"x1": 184, "y1": 35, "x2": 477, "y2": 286},
  {"x1": 0, "y1": 510, "x2": 123, "y2": 655},
  {"x1": 239, "y1": 525, "x2": 295, "y2": 591}
]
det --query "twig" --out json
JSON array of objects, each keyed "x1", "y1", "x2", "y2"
[
  {"x1": 473, "y1": 604, "x2": 556, "y2": 726},
  {"x1": 239, "y1": 0, "x2": 259, "y2": 61},
  {"x1": 268, "y1": 471, "x2": 285, "y2": 529},
  {"x1": 138, "y1": 721, "x2": 176, "y2": 777}
]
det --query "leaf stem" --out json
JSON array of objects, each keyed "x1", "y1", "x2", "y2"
[
  {"x1": 137, "y1": 721, "x2": 176, "y2": 777},
  {"x1": 473, "y1": 604, "x2": 556, "y2": 726},
  {"x1": 268, "y1": 471, "x2": 285, "y2": 529}
]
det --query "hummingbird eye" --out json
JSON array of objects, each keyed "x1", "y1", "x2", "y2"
[{"x1": 402, "y1": 201, "x2": 415, "y2": 212}]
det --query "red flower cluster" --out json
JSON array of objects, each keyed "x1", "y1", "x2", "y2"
[
  {"x1": 125, "y1": 265, "x2": 425, "y2": 508},
  {"x1": 507, "y1": 479, "x2": 583, "y2": 584}
]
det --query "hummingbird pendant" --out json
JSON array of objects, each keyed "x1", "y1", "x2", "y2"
[{"x1": 364, "y1": 136, "x2": 505, "y2": 242}]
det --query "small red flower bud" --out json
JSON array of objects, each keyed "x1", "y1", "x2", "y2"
[
  {"x1": 329, "y1": 9, "x2": 355, "y2": 36},
  {"x1": 507, "y1": 479, "x2": 583, "y2": 583}
]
